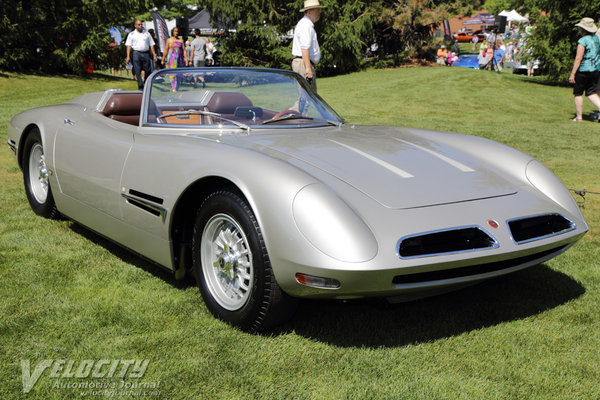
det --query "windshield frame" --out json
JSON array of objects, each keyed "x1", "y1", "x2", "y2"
[{"x1": 141, "y1": 67, "x2": 344, "y2": 130}]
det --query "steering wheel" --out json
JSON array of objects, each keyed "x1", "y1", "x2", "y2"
[{"x1": 272, "y1": 109, "x2": 298, "y2": 119}]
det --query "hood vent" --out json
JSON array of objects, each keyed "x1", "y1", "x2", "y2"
[
  {"x1": 508, "y1": 213, "x2": 575, "y2": 244},
  {"x1": 397, "y1": 226, "x2": 498, "y2": 259}
]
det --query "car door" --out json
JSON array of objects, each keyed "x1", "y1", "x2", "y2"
[{"x1": 53, "y1": 111, "x2": 134, "y2": 220}]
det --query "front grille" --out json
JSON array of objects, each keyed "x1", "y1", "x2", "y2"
[
  {"x1": 392, "y1": 245, "x2": 568, "y2": 284},
  {"x1": 508, "y1": 213, "x2": 575, "y2": 244},
  {"x1": 397, "y1": 226, "x2": 498, "y2": 259}
]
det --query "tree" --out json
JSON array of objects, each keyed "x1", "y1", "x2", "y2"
[
  {"x1": 205, "y1": 0, "x2": 376, "y2": 76},
  {"x1": 0, "y1": 0, "x2": 169, "y2": 74},
  {"x1": 206, "y1": 0, "x2": 485, "y2": 75},
  {"x1": 374, "y1": 0, "x2": 483, "y2": 64},
  {"x1": 483, "y1": 0, "x2": 536, "y2": 15},
  {"x1": 527, "y1": 1, "x2": 600, "y2": 81}
]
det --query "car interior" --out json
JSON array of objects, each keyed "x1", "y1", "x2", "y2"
[{"x1": 100, "y1": 91, "x2": 281, "y2": 126}]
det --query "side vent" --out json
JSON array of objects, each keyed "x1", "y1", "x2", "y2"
[
  {"x1": 8, "y1": 139, "x2": 17, "y2": 155},
  {"x1": 122, "y1": 189, "x2": 167, "y2": 222},
  {"x1": 508, "y1": 213, "x2": 575, "y2": 244},
  {"x1": 397, "y1": 226, "x2": 498, "y2": 259}
]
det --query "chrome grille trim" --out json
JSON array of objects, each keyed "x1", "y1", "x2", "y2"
[
  {"x1": 507, "y1": 213, "x2": 576, "y2": 245},
  {"x1": 396, "y1": 225, "x2": 499, "y2": 259}
]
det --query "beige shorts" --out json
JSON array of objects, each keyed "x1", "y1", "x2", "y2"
[{"x1": 291, "y1": 58, "x2": 317, "y2": 92}]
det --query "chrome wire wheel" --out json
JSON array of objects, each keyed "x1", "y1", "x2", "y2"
[
  {"x1": 201, "y1": 213, "x2": 254, "y2": 311},
  {"x1": 28, "y1": 142, "x2": 49, "y2": 204}
]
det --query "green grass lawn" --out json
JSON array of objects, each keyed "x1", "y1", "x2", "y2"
[{"x1": 1, "y1": 67, "x2": 599, "y2": 399}]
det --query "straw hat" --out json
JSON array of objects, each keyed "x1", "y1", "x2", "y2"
[
  {"x1": 300, "y1": 0, "x2": 324, "y2": 12},
  {"x1": 575, "y1": 17, "x2": 598, "y2": 33}
]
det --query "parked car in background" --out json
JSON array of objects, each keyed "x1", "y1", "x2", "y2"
[
  {"x1": 454, "y1": 30, "x2": 487, "y2": 42},
  {"x1": 511, "y1": 59, "x2": 539, "y2": 74},
  {"x1": 452, "y1": 54, "x2": 479, "y2": 69}
]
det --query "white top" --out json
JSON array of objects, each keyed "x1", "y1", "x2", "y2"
[
  {"x1": 292, "y1": 16, "x2": 320, "y2": 64},
  {"x1": 125, "y1": 30, "x2": 155, "y2": 52}
]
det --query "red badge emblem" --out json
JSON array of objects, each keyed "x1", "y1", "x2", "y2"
[{"x1": 487, "y1": 219, "x2": 499, "y2": 229}]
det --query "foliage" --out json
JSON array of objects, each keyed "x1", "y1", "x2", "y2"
[
  {"x1": 137, "y1": 0, "x2": 206, "y2": 21},
  {"x1": 0, "y1": 0, "x2": 170, "y2": 74},
  {"x1": 206, "y1": 0, "x2": 483, "y2": 75},
  {"x1": 527, "y1": 1, "x2": 600, "y2": 81},
  {"x1": 0, "y1": 0, "x2": 485, "y2": 76},
  {"x1": 372, "y1": 0, "x2": 482, "y2": 63},
  {"x1": 16, "y1": 0, "x2": 600, "y2": 81},
  {"x1": 482, "y1": 0, "x2": 536, "y2": 14},
  {"x1": 315, "y1": 1, "x2": 376, "y2": 76},
  {"x1": 217, "y1": 25, "x2": 291, "y2": 70},
  {"x1": 205, "y1": 0, "x2": 376, "y2": 76}
]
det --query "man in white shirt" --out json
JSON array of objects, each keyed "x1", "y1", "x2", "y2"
[
  {"x1": 125, "y1": 20, "x2": 158, "y2": 90},
  {"x1": 291, "y1": 0, "x2": 324, "y2": 92}
]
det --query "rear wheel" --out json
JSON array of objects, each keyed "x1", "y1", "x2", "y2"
[
  {"x1": 22, "y1": 128, "x2": 59, "y2": 219},
  {"x1": 192, "y1": 190, "x2": 296, "y2": 332}
]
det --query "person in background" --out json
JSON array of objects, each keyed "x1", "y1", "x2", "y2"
[
  {"x1": 205, "y1": 38, "x2": 215, "y2": 65},
  {"x1": 185, "y1": 40, "x2": 192, "y2": 66},
  {"x1": 471, "y1": 34, "x2": 479, "y2": 51},
  {"x1": 493, "y1": 44, "x2": 504, "y2": 71},
  {"x1": 190, "y1": 29, "x2": 206, "y2": 67},
  {"x1": 436, "y1": 45, "x2": 447, "y2": 65},
  {"x1": 190, "y1": 29, "x2": 207, "y2": 88},
  {"x1": 291, "y1": 0, "x2": 324, "y2": 92},
  {"x1": 478, "y1": 47, "x2": 491, "y2": 70},
  {"x1": 486, "y1": 45, "x2": 494, "y2": 68},
  {"x1": 568, "y1": 18, "x2": 600, "y2": 122},
  {"x1": 453, "y1": 37, "x2": 460, "y2": 55},
  {"x1": 125, "y1": 20, "x2": 157, "y2": 90},
  {"x1": 161, "y1": 27, "x2": 187, "y2": 92},
  {"x1": 478, "y1": 40, "x2": 488, "y2": 54},
  {"x1": 108, "y1": 42, "x2": 123, "y2": 77}
]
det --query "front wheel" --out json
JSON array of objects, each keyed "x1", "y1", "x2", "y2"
[
  {"x1": 22, "y1": 128, "x2": 59, "y2": 219},
  {"x1": 192, "y1": 191, "x2": 296, "y2": 332}
]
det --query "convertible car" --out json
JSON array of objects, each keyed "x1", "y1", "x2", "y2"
[{"x1": 8, "y1": 67, "x2": 587, "y2": 331}]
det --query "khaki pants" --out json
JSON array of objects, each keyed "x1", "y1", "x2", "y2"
[{"x1": 291, "y1": 58, "x2": 317, "y2": 92}]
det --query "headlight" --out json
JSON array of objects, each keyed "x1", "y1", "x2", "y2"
[
  {"x1": 292, "y1": 184, "x2": 378, "y2": 262},
  {"x1": 525, "y1": 160, "x2": 582, "y2": 217}
]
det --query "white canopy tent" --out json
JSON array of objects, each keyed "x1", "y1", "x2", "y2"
[{"x1": 498, "y1": 9, "x2": 529, "y2": 24}]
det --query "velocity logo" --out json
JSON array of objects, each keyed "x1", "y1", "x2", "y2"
[{"x1": 21, "y1": 359, "x2": 150, "y2": 393}]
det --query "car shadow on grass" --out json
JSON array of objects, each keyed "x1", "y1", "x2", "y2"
[
  {"x1": 69, "y1": 224, "x2": 584, "y2": 346},
  {"x1": 70, "y1": 223, "x2": 196, "y2": 290},
  {"x1": 278, "y1": 265, "x2": 585, "y2": 348}
]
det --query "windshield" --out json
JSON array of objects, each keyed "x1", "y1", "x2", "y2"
[{"x1": 143, "y1": 68, "x2": 343, "y2": 128}]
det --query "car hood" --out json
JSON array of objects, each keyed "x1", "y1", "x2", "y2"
[{"x1": 240, "y1": 125, "x2": 518, "y2": 209}]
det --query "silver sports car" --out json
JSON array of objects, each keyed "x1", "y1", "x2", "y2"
[{"x1": 8, "y1": 67, "x2": 588, "y2": 331}]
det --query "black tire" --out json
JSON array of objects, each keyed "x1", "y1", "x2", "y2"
[
  {"x1": 192, "y1": 190, "x2": 297, "y2": 332},
  {"x1": 22, "y1": 128, "x2": 60, "y2": 219}
]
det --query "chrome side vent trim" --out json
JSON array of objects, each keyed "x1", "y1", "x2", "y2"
[
  {"x1": 508, "y1": 213, "x2": 575, "y2": 244},
  {"x1": 128, "y1": 189, "x2": 164, "y2": 205},
  {"x1": 397, "y1": 226, "x2": 498, "y2": 259},
  {"x1": 122, "y1": 190, "x2": 167, "y2": 222},
  {"x1": 8, "y1": 139, "x2": 17, "y2": 155}
]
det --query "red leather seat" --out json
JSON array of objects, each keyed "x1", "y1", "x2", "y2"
[
  {"x1": 102, "y1": 92, "x2": 143, "y2": 126},
  {"x1": 206, "y1": 92, "x2": 253, "y2": 115}
]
